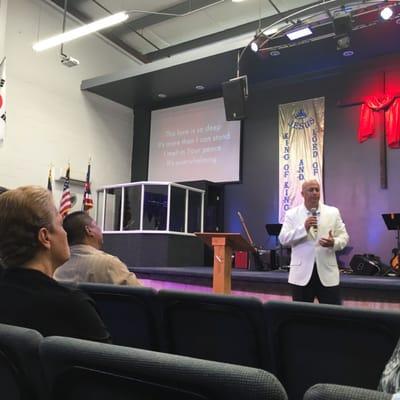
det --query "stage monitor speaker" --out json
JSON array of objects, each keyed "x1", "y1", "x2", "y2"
[
  {"x1": 222, "y1": 75, "x2": 248, "y2": 121},
  {"x1": 349, "y1": 254, "x2": 390, "y2": 276}
]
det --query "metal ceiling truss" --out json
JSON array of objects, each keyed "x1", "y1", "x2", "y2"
[
  {"x1": 46, "y1": 0, "x2": 400, "y2": 64},
  {"x1": 243, "y1": 1, "x2": 400, "y2": 58},
  {"x1": 263, "y1": 0, "x2": 400, "y2": 44}
]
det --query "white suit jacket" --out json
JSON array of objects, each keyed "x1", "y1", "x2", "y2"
[{"x1": 278, "y1": 203, "x2": 349, "y2": 287}]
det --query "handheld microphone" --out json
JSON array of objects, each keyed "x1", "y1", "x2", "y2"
[{"x1": 310, "y1": 208, "x2": 318, "y2": 234}]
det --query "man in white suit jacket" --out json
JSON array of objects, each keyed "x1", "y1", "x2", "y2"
[{"x1": 279, "y1": 180, "x2": 349, "y2": 304}]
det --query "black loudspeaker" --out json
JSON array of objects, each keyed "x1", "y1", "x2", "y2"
[
  {"x1": 252, "y1": 249, "x2": 278, "y2": 271},
  {"x1": 222, "y1": 76, "x2": 248, "y2": 121},
  {"x1": 349, "y1": 254, "x2": 390, "y2": 276}
]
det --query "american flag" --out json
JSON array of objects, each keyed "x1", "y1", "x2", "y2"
[
  {"x1": 59, "y1": 166, "x2": 72, "y2": 218},
  {"x1": 83, "y1": 161, "x2": 93, "y2": 211}
]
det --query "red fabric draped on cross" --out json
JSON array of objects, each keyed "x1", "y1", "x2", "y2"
[{"x1": 358, "y1": 94, "x2": 400, "y2": 148}]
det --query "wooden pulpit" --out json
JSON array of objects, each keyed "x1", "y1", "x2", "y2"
[{"x1": 195, "y1": 232, "x2": 256, "y2": 294}]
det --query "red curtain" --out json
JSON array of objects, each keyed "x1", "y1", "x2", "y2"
[
  {"x1": 358, "y1": 94, "x2": 400, "y2": 148},
  {"x1": 386, "y1": 98, "x2": 400, "y2": 148}
]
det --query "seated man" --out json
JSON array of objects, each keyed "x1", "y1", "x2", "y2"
[
  {"x1": 54, "y1": 211, "x2": 142, "y2": 286},
  {"x1": 0, "y1": 186, "x2": 111, "y2": 342}
]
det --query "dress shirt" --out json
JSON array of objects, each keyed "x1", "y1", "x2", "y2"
[{"x1": 54, "y1": 244, "x2": 142, "y2": 286}]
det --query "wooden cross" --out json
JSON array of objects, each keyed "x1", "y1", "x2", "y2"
[{"x1": 337, "y1": 70, "x2": 400, "y2": 189}]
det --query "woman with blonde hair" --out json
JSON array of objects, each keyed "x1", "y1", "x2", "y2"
[{"x1": 0, "y1": 186, "x2": 111, "y2": 342}]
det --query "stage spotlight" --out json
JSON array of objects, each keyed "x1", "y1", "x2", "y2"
[
  {"x1": 336, "y1": 35, "x2": 351, "y2": 51},
  {"x1": 250, "y1": 33, "x2": 267, "y2": 52},
  {"x1": 250, "y1": 39, "x2": 259, "y2": 52},
  {"x1": 381, "y1": 6, "x2": 393, "y2": 20}
]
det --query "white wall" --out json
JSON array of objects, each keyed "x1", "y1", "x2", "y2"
[
  {"x1": 0, "y1": 0, "x2": 135, "y2": 216},
  {"x1": 0, "y1": 0, "x2": 7, "y2": 59}
]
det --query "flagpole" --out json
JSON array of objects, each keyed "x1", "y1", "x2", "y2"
[
  {"x1": 59, "y1": 163, "x2": 72, "y2": 218},
  {"x1": 83, "y1": 157, "x2": 94, "y2": 213},
  {"x1": 47, "y1": 163, "x2": 53, "y2": 194}
]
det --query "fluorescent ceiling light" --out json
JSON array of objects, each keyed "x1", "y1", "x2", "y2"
[
  {"x1": 286, "y1": 27, "x2": 312, "y2": 41},
  {"x1": 33, "y1": 11, "x2": 129, "y2": 52}
]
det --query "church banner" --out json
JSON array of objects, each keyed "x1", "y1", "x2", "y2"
[{"x1": 279, "y1": 97, "x2": 325, "y2": 222}]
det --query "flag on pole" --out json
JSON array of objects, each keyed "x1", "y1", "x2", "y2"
[
  {"x1": 59, "y1": 165, "x2": 72, "y2": 218},
  {"x1": 47, "y1": 166, "x2": 53, "y2": 192},
  {"x1": 0, "y1": 57, "x2": 6, "y2": 143},
  {"x1": 82, "y1": 161, "x2": 93, "y2": 211}
]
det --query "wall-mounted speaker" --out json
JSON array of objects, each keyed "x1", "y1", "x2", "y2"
[{"x1": 222, "y1": 75, "x2": 248, "y2": 121}]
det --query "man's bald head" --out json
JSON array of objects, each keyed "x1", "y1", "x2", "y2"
[
  {"x1": 302, "y1": 180, "x2": 320, "y2": 192},
  {"x1": 301, "y1": 180, "x2": 320, "y2": 210}
]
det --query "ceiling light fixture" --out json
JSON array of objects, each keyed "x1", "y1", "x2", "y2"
[
  {"x1": 380, "y1": 6, "x2": 393, "y2": 20},
  {"x1": 336, "y1": 35, "x2": 351, "y2": 51},
  {"x1": 250, "y1": 32, "x2": 268, "y2": 52},
  {"x1": 263, "y1": 27, "x2": 279, "y2": 37},
  {"x1": 33, "y1": 11, "x2": 129, "y2": 52},
  {"x1": 286, "y1": 27, "x2": 312, "y2": 41},
  {"x1": 343, "y1": 50, "x2": 354, "y2": 57}
]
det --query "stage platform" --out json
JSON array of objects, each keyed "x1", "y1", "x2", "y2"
[{"x1": 131, "y1": 266, "x2": 400, "y2": 311}]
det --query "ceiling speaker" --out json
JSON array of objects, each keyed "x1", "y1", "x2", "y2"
[{"x1": 222, "y1": 75, "x2": 248, "y2": 121}]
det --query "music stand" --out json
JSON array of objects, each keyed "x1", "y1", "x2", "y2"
[
  {"x1": 265, "y1": 223, "x2": 283, "y2": 269},
  {"x1": 382, "y1": 213, "x2": 400, "y2": 249},
  {"x1": 265, "y1": 224, "x2": 282, "y2": 246}
]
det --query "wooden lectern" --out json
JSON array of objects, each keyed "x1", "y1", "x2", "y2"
[{"x1": 195, "y1": 232, "x2": 256, "y2": 294}]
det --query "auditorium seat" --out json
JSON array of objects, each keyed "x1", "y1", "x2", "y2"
[
  {"x1": 263, "y1": 301, "x2": 400, "y2": 400},
  {"x1": 158, "y1": 289, "x2": 269, "y2": 369},
  {"x1": 303, "y1": 383, "x2": 391, "y2": 400},
  {"x1": 40, "y1": 336, "x2": 288, "y2": 400},
  {"x1": 0, "y1": 323, "x2": 47, "y2": 400},
  {"x1": 78, "y1": 283, "x2": 161, "y2": 350}
]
